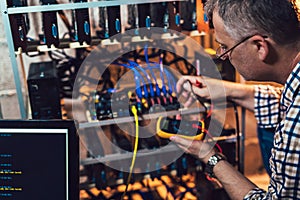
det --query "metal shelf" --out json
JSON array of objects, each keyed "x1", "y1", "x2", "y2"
[
  {"x1": 81, "y1": 143, "x2": 181, "y2": 165},
  {"x1": 19, "y1": 33, "x2": 189, "y2": 53},
  {"x1": 5, "y1": 0, "x2": 185, "y2": 14},
  {"x1": 79, "y1": 107, "x2": 206, "y2": 129},
  {"x1": 81, "y1": 134, "x2": 237, "y2": 166}
]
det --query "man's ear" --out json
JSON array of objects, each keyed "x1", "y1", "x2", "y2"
[{"x1": 250, "y1": 35, "x2": 269, "y2": 61}]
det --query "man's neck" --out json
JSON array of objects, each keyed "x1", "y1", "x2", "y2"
[
  {"x1": 275, "y1": 47, "x2": 300, "y2": 84},
  {"x1": 292, "y1": 51, "x2": 300, "y2": 67}
]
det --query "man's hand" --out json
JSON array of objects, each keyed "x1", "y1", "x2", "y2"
[
  {"x1": 176, "y1": 76, "x2": 226, "y2": 108},
  {"x1": 176, "y1": 76, "x2": 256, "y2": 111},
  {"x1": 170, "y1": 135, "x2": 216, "y2": 163},
  {"x1": 170, "y1": 135, "x2": 257, "y2": 200}
]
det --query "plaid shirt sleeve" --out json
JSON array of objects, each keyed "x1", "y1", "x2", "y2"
[
  {"x1": 254, "y1": 85, "x2": 283, "y2": 128},
  {"x1": 244, "y1": 63, "x2": 300, "y2": 199}
]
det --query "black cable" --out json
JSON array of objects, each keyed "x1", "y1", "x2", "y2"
[
  {"x1": 229, "y1": 101, "x2": 241, "y2": 172},
  {"x1": 182, "y1": 79, "x2": 209, "y2": 112},
  {"x1": 25, "y1": 51, "x2": 44, "y2": 57}
]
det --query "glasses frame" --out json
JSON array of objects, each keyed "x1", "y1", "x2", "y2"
[{"x1": 216, "y1": 34, "x2": 267, "y2": 60}]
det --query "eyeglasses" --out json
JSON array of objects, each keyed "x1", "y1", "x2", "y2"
[{"x1": 216, "y1": 35, "x2": 267, "y2": 60}]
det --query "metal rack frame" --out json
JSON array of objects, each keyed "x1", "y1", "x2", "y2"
[
  {"x1": 0, "y1": 0, "x2": 185, "y2": 119},
  {"x1": 0, "y1": 0, "x2": 245, "y2": 173}
]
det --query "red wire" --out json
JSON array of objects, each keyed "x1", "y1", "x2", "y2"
[
  {"x1": 192, "y1": 123, "x2": 223, "y2": 154},
  {"x1": 206, "y1": 103, "x2": 213, "y2": 118},
  {"x1": 205, "y1": 174, "x2": 216, "y2": 182}
]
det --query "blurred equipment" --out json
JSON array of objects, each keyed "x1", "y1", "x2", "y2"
[
  {"x1": 27, "y1": 61, "x2": 62, "y2": 119},
  {"x1": 73, "y1": 0, "x2": 91, "y2": 45},
  {"x1": 7, "y1": 0, "x2": 29, "y2": 51},
  {"x1": 40, "y1": 0, "x2": 59, "y2": 48}
]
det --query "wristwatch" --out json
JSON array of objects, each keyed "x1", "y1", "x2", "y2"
[{"x1": 205, "y1": 153, "x2": 227, "y2": 178}]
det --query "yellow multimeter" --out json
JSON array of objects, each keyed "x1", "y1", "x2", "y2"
[{"x1": 156, "y1": 117, "x2": 205, "y2": 140}]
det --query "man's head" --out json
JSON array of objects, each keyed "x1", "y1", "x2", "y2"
[{"x1": 205, "y1": 0, "x2": 300, "y2": 82}]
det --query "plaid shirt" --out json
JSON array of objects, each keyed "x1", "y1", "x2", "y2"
[{"x1": 244, "y1": 62, "x2": 300, "y2": 199}]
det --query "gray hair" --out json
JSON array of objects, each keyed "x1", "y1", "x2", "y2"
[{"x1": 204, "y1": 0, "x2": 300, "y2": 45}]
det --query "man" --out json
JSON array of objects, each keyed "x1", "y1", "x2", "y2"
[{"x1": 171, "y1": 0, "x2": 300, "y2": 199}]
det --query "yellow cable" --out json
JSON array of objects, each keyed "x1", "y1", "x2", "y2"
[
  {"x1": 121, "y1": 105, "x2": 139, "y2": 199},
  {"x1": 156, "y1": 117, "x2": 204, "y2": 141}
]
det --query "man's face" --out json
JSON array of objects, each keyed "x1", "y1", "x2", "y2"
[{"x1": 212, "y1": 11, "x2": 263, "y2": 81}]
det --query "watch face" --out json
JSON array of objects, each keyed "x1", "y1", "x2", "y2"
[
  {"x1": 205, "y1": 153, "x2": 226, "y2": 177},
  {"x1": 211, "y1": 157, "x2": 218, "y2": 165},
  {"x1": 209, "y1": 154, "x2": 224, "y2": 166}
]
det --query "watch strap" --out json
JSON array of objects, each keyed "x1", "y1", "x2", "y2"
[{"x1": 205, "y1": 153, "x2": 226, "y2": 178}]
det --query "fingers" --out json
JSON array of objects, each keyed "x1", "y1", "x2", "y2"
[
  {"x1": 170, "y1": 136, "x2": 200, "y2": 156},
  {"x1": 191, "y1": 85, "x2": 210, "y2": 100},
  {"x1": 176, "y1": 76, "x2": 190, "y2": 94},
  {"x1": 183, "y1": 95, "x2": 195, "y2": 108},
  {"x1": 176, "y1": 76, "x2": 210, "y2": 107},
  {"x1": 170, "y1": 135, "x2": 216, "y2": 161},
  {"x1": 177, "y1": 76, "x2": 207, "y2": 93},
  {"x1": 170, "y1": 136, "x2": 195, "y2": 155},
  {"x1": 170, "y1": 135, "x2": 194, "y2": 147}
]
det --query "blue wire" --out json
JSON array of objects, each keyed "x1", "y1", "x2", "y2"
[
  {"x1": 158, "y1": 59, "x2": 167, "y2": 95},
  {"x1": 122, "y1": 60, "x2": 176, "y2": 96},
  {"x1": 113, "y1": 45, "x2": 177, "y2": 99},
  {"x1": 142, "y1": 62, "x2": 159, "y2": 97},
  {"x1": 159, "y1": 64, "x2": 174, "y2": 94},
  {"x1": 127, "y1": 60, "x2": 153, "y2": 98},
  {"x1": 115, "y1": 63, "x2": 144, "y2": 98},
  {"x1": 146, "y1": 63, "x2": 158, "y2": 83},
  {"x1": 144, "y1": 46, "x2": 163, "y2": 97},
  {"x1": 144, "y1": 46, "x2": 176, "y2": 96},
  {"x1": 144, "y1": 45, "x2": 149, "y2": 64},
  {"x1": 165, "y1": 69, "x2": 176, "y2": 94},
  {"x1": 146, "y1": 64, "x2": 176, "y2": 94},
  {"x1": 128, "y1": 60, "x2": 151, "y2": 82}
]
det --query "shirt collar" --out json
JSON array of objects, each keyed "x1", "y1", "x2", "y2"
[{"x1": 281, "y1": 62, "x2": 300, "y2": 108}]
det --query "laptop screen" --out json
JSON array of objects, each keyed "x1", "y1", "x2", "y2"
[{"x1": 0, "y1": 120, "x2": 79, "y2": 200}]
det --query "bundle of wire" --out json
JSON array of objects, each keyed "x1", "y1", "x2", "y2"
[
  {"x1": 118, "y1": 46, "x2": 177, "y2": 199},
  {"x1": 116, "y1": 45, "x2": 218, "y2": 198},
  {"x1": 114, "y1": 47, "x2": 177, "y2": 101}
]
